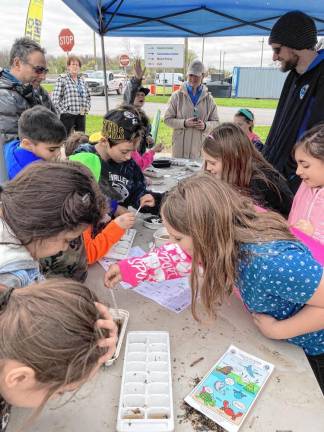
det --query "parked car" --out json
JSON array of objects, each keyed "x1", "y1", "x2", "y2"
[
  {"x1": 85, "y1": 70, "x2": 126, "y2": 95},
  {"x1": 154, "y1": 72, "x2": 184, "y2": 86}
]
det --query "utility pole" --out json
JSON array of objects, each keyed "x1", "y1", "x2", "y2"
[
  {"x1": 222, "y1": 51, "x2": 226, "y2": 79},
  {"x1": 260, "y1": 37, "x2": 264, "y2": 67},
  {"x1": 202, "y1": 37, "x2": 205, "y2": 64}
]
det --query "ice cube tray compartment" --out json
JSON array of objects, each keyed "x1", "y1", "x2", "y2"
[
  {"x1": 117, "y1": 331, "x2": 174, "y2": 432},
  {"x1": 105, "y1": 309, "x2": 129, "y2": 367}
]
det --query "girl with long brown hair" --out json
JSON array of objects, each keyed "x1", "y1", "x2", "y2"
[
  {"x1": 202, "y1": 122, "x2": 293, "y2": 216},
  {"x1": 0, "y1": 160, "x2": 106, "y2": 288},
  {"x1": 105, "y1": 172, "x2": 324, "y2": 393},
  {"x1": 0, "y1": 279, "x2": 115, "y2": 431}
]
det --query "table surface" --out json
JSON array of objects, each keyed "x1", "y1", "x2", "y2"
[{"x1": 8, "y1": 164, "x2": 324, "y2": 432}]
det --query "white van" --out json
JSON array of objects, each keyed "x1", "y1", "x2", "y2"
[{"x1": 154, "y1": 72, "x2": 184, "y2": 86}]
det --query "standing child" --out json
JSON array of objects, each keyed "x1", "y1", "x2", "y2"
[
  {"x1": 0, "y1": 161, "x2": 106, "y2": 288},
  {"x1": 105, "y1": 173, "x2": 324, "y2": 393},
  {"x1": 234, "y1": 108, "x2": 263, "y2": 151},
  {"x1": 4, "y1": 106, "x2": 66, "y2": 179},
  {"x1": 73, "y1": 105, "x2": 161, "y2": 214},
  {"x1": 289, "y1": 124, "x2": 324, "y2": 243},
  {"x1": 0, "y1": 279, "x2": 116, "y2": 431},
  {"x1": 202, "y1": 123, "x2": 293, "y2": 217}
]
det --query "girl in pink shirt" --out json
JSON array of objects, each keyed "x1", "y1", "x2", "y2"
[{"x1": 289, "y1": 124, "x2": 324, "y2": 244}]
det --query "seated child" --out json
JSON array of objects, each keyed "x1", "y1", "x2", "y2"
[
  {"x1": 0, "y1": 279, "x2": 116, "y2": 431},
  {"x1": 73, "y1": 104, "x2": 162, "y2": 215},
  {"x1": 40, "y1": 152, "x2": 135, "y2": 282},
  {"x1": 233, "y1": 108, "x2": 263, "y2": 151},
  {"x1": 0, "y1": 161, "x2": 106, "y2": 288},
  {"x1": 64, "y1": 131, "x2": 89, "y2": 157},
  {"x1": 289, "y1": 124, "x2": 324, "y2": 244},
  {"x1": 4, "y1": 105, "x2": 66, "y2": 179}
]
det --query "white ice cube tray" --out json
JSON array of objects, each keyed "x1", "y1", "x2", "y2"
[
  {"x1": 106, "y1": 229, "x2": 136, "y2": 260},
  {"x1": 117, "y1": 331, "x2": 174, "y2": 432}
]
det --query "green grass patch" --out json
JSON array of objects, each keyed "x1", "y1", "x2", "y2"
[
  {"x1": 86, "y1": 115, "x2": 270, "y2": 149},
  {"x1": 146, "y1": 95, "x2": 278, "y2": 109},
  {"x1": 42, "y1": 83, "x2": 54, "y2": 92}
]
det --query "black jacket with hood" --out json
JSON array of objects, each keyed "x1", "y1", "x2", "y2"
[{"x1": 263, "y1": 50, "x2": 324, "y2": 190}]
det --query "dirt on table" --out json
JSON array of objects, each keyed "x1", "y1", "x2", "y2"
[{"x1": 178, "y1": 378, "x2": 225, "y2": 432}]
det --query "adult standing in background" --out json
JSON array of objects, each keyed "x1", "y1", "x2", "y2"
[
  {"x1": 164, "y1": 60, "x2": 219, "y2": 160},
  {"x1": 263, "y1": 11, "x2": 324, "y2": 194},
  {"x1": 52, "y1": 55, "x2": 91, "y2": 135},
  {"x1": 0, "y1": 37, "x2": 50, "y2": 183}
]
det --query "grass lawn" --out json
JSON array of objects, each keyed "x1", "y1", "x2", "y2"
[
  {"x1": 42, "y1": 83, "x2": 54, "y2": 92},
  {"x1": 43, "y1": 83, "x2": 277, "y2": 110},
  {"x1": 146, "y1": 95, "x2": 278, "y2": 109},
  {"x1": 86, "y1": 115, "x2": 270, "y2": 148}
]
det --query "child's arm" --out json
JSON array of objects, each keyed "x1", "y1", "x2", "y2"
[
  {"x1": 83, "y1": 220, "x2": 126, "y2": 265},
  {"x1": 104, "y1": 243, "x2": 192, "y2": 288},
  {"x1": 131, "y1": 150, "x2": 154, "y2": 171},
  {"x1": 253, "y1": 305, "x2": 324, "y2": 339}
]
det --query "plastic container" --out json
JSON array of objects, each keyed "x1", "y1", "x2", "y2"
[
  {"x1": 153, "y1": 227, "x2": 170, "y2": 247},
  {"x1": 116, "y1": 331, "x2": 174, "y2": 431},
  {"x1": 143, "y1": 216, "x2": 163, "y2": 230},
  {"x1": 105, "y1": 308, "x2": 129, "y2": 367}
]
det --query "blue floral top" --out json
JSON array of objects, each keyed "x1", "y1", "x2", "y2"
[{"x1": 237, "y1": 240, "x2": 324, "y2": 355}]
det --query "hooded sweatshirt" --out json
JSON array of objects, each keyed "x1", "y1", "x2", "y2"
[
  {"x1": 263, "y1": 50, "x2": 324, "y2": 189},
  {"x1": 4, "y1": 139, "x2": 42, "y2": 180},
  {"x1": 0, "y1": 219, "x2": 41, "y2": 288},
  {"x1": 289, "y1": 182, "x2": 324, "y2": 244}
]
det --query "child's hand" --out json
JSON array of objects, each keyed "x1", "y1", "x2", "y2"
[
  {"x1": 140, "y1": 194, "x2": 155, "y2": 207},
  {"x1": 152, "y1": 143, "x2": 164, "y2": 153},
  {"x1": 115, "y1": 212, "x2": 135, "y2": 230},
  {"x1": 95, "y1": 302, "x2": 118, "y2": 365},
  {"x1": 252, "y1": 313, "x2": 283, "y2": 339},
  {"x1": 105, "y1": 264, "x2": 122, "y2": 288},
  {"x1": 293, "y1": 219, "x2": 315, "y2": 236},
  {"x1": 134, "y1": 58, "x2": 146, "y2": 81}
]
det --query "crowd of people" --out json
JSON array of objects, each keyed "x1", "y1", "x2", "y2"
[{"x1": 0, "y1": 8, "x2": 323, "y2": 431}]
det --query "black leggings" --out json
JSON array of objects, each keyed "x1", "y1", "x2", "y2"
[
  {"x1": 306, "y1": 353, "x2": 324, "y2": 395},
  {"x1": 60, "y1": 113, "x2": 86, "y2": 136}
]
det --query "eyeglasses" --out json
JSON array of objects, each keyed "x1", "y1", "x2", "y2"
[
  {"x1": 272, "y1": 46, "x2": 282, "y2": 55},
  {"x1": 24, "y1": 62, "x2": 49, "y2": 74}
]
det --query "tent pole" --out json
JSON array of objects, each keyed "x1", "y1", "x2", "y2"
[{"x1": 100, "y1": 33, "x2": 109, "y2": 112}]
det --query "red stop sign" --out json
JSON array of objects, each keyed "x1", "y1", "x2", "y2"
[
  {"x1": 119, "y1": 54, "x2": 130, "y2": 67},
  {"x1": 59, "y1": 28, "x2": 75, "y2": 52}
]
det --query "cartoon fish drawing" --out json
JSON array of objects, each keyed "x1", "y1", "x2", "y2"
[
  {"x1": 233, "y1": 389, "x2": 246, "y2": 399},
  {"x1": 214, "y1": 381, "x2": 225, "y2": 392}
]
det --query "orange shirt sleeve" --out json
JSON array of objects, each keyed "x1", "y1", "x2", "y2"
[{"x1": 83, "y1": 220, "x2": 125, "y2": 265}]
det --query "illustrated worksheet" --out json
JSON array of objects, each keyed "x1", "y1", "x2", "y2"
[{"x1": 185, "y1": 345, "x2": 274, "y2": 432}]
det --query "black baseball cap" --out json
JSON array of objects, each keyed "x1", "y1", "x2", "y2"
[{"x1": 102, "y1": 107, "x2": 142, "y2": 141}]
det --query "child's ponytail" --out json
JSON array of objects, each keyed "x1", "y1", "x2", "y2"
[{"x1": 0, "y1": 161, "x2": 106, "y2": 245}]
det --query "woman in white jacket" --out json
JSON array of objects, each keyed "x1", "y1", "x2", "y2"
[{"x1": 164, "y1": 60, "x2": 219, "y2": 159}]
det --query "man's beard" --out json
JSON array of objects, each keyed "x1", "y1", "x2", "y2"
[{"x1": 280, "y1": 55, "x2": 298, "y2": 72}]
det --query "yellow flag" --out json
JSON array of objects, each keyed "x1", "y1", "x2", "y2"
[{"x1": 24, "y1": 0, "x2": 44, "y2": 44}]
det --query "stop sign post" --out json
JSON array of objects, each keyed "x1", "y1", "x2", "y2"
[
  {"x1": 119, "y1": 54, "x2": 130, "y2": 67},
  {"x1": 59, "y1": 28, "x2": 75, "y2": 53}
]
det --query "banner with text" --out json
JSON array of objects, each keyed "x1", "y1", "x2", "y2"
[
  {"x1": 144, "y1": 44, "x2": 184, "y2": 68},
  {"x1": 25, "y1": 0, "x2": 44, "y2": 44}
]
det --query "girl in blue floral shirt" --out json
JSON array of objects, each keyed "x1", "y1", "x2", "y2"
[{"x1": 106, "y1": 172, "x2": 324, "y2": 392}]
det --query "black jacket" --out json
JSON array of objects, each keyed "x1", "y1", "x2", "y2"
[
  {"x1": 263, "y1": 51, "x2": 324, "y2": 186},
  {"x1": 74, "y1": 144, "x2": 153, "y2": 209},
  {"x1": 249, "y1": 169, "x2": 293, "y2": 217}
]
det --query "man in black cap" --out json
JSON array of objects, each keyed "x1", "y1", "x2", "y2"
[{"x1": 263, "y1": 10, "x2": 324, "y2": 193}]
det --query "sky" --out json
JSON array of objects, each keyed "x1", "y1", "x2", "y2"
[{"x1": 0, "y1": 0, "x2": 277, "y2": 71}]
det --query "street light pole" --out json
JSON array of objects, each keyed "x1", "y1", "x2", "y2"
[
  {"x1": 202, "y1": 37, "x2": 205, "y2": 64},
  {"x1": 260, "y1": 37, "x2": 264, "y2": 67}
]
